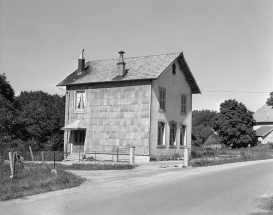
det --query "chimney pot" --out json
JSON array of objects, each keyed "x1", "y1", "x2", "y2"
[
  {"x1": 78, "y1": 48, "x2": 85, "y2": 73},
  {"x1": 117, "y1": 51, "x2": 126, "y2": 76}
]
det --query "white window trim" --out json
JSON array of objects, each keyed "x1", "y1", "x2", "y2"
[
  {"x1": 74, "y1": 90, "x2": 87, "y2": 113},
  {"x1": 169, "y1": 120, "x2": 177, "y2": 147},
  {"x1": 157, "y1": 120, "x2": 166, "y2": 147},
  {"x1": 179, "y1": 124, "x2": 187, "y2": 147}
]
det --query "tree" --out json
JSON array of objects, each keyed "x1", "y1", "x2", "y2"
[
  {"x1": 192, "y1": 110, "x2": 218, "y2": 146},
  {"x1": 212, "y1": 99, "x2": 256, "y2": 148},
  {"x1": 266, "y1": 92, "x2": 273, "y2": 106},
  {"x1": 0, "y1": 73, "x2": 15, "y2": 102},
  {"x1": 14, "y1": 91, "x2": 65, "y2": 151}
]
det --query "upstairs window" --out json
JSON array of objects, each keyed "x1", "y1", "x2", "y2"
[
  {"x1": 180, "y1": 125, "x2": 186, "y2": 146},
  {"x1": 172, "y1": 63, "x2": 176, "y2": 75},
  {"x1": 181, "y1": 94, "x2": 187, "y2": 114},
  {"x1": 170, "y1": 121, "x2": 177, "y2": 146},
  {"x1": 159, "y1": 88, "x2": 166, "y2": 111},
  {"x1": 75, "y1": 90, "x2": 86, "y2": 110},
  {"x1": 158, "y1": 122, "x2": 165, "y2": 146}
]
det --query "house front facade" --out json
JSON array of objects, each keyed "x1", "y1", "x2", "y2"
[{"x1": 57, "y1": 50, "x2": 201, "y2": 162}]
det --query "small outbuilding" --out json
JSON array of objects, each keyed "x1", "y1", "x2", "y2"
[{"x1": 253, "y1": 104, "x2": 273, "y2": 144}]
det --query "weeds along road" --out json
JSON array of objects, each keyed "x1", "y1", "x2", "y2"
[{"x1": 1, "y1": 159, "x2": 273, "y2": 215}]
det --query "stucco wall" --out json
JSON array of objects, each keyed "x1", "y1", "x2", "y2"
[
  {"x1": 64, "y1": 81, "x2": 151, "y2": 155},
  {"x1": 149, "y1": 60, "x2": 192, "y2": 158}
]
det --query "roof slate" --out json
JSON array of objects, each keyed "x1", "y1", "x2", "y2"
[
  {"x1": 255, "y1": 126, "x2": 273, "y2": 137},
  {"x1": 57, "y1": 52, "x2": 201, "y2": 94},
  {"x1": 253, "y1": 104, "x2": 273, "y2": 123}
]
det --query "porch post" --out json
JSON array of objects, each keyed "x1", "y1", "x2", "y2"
[
  {"x1": 84, "y1": 130, "x2": 87, "y2": 154},
  {"x1": 64, "y1": 130, "x2": 68, "y2": 159}
]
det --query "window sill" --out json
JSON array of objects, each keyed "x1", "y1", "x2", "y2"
[
  {"x1": 73, "y1": 109, "x2": 87, "y2": 114},
  {"x1": 179, "y1": 146, "x2": 187, "y2": 149},
  {"x1": 157, "y1": 145, "x2": 166, "y2": 149},
  {"x1": 169, "y1": 146, "x2": 177, "y2": 149}
]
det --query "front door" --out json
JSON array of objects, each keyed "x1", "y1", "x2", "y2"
[{"x1": 72, "y1": 130, "x2": 85, "y2": 153}]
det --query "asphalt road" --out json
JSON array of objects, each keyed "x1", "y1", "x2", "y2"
[{"x1": 1, "y1": 160, "x2": 273, "y2": 215}]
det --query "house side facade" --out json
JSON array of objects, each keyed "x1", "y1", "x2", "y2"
[{"x1": 149, "y1": 60, "x2": 192, "y2": 159}]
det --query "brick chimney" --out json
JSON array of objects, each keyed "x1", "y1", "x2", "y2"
[
  {"x1": 117, "y1": 51, "x2": 126, "y2": 76},
  {"x1": 78, "y1": 48, "x2": 85, "y2": 73}
]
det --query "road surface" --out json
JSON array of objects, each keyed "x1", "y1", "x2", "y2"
[{"x1": 1, "y1": 160, "x2": 273, "y2": 215}]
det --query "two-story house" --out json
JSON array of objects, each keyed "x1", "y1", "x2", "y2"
[{"x1": 57, "y1": 50, "x2": 201, "y2": 162}]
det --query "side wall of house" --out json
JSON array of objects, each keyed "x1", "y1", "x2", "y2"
[
  {"x1": 149, "y1": 60, "x2": 192, "y2": 159},
  {"x1": 64, "y1": 81, "x2": 151, "y2": 160}
]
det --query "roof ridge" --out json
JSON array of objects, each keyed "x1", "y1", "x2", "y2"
[{"x1": 86, "y1": 52, "x2": 182, "y2": 63}]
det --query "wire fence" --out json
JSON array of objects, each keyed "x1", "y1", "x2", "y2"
[
  {"x1": 191, "y1": 147, "x2": 273, "y2": 166},
  {"x1": 0, "y1": 151, "x2": 64, "y2": 163}
]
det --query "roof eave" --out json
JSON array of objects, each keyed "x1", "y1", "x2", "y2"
[
  {"x1": 57, "y1": 78, "x2": 155, "y2": 87},
  {"x1": 177, "y1": 53, "x2": 201, "y2": 94}
]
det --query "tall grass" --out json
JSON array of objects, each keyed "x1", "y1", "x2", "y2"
[{"x1": 0, "y1": 163, "x2": 85, "y2": 201}]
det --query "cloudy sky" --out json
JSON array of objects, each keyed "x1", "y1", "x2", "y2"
[{"x1": 0, "y1": 0, "x2": 272, "y2": 112}]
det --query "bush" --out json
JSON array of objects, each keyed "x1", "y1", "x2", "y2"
[{"x1": 191, "y1": 148, "x2": 203, "y2": 158}]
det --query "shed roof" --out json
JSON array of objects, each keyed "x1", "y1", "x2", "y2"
[
  {"x1": 255, "y1": 126, "x2": 273, "y2": 137},
  {"x1": 253, "y1": 104, "x2": 273, "y2": 123},
  {"x1": 57, "y1": 52, "x2": 201, "y2": 94}
]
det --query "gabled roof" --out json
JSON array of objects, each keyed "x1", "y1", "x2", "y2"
[
  {"x1": 253, "y1": 104, "x2": 273, "y2": 123},
  {"x1": 255, "y1": 126, "x2": 273, "y2": 137},
  {"x1": 57, "y1": 52, "x2": 201, "y2": 94}
]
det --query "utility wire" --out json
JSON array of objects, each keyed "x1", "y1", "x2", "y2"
[{"x1": 202, "y1": 90, "x2": 270, "y2": 94}]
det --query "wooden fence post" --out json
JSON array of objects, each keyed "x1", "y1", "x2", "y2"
[
  {"x1": 117, "y1": 148, "x2": 119, "y2": 162},
  {"x1": 130, "y1": 147, "x2": 135, "y2": 166},
  {"x1": 29, "y1": 146, "x2": 35, "y2": 166},
  {"x1": 9, "y1": 152, "x2": 14, "y2": 178}
]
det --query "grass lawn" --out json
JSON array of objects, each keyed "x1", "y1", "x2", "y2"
[
  {"x1": 0, "y1": 163, "x2": 85, "y2": 201},
  {"x1": 0, "y1": 162, "x2": 134, "y2": 201}
]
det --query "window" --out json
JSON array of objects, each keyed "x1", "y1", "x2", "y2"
[
  {"x1": 158, "y1": 122, "x2": 165, "y2": 146},
  {"x1": 180, "y1": 125, "x2": 186, "y2": 146},
  {"x1": 181, "y1": 94, "x2": 187, "y2": 114},
  {"x1": 159, "y1": 88, "x2": 166, "y2": 111},
  {"x1": 74, "y1": 130, "x2": 85, "y2": 144},
  {"x1": 172, "y1": 63, "x2": 176, "y2": 75},
  {"x1": 170, "y1": 122, "x2": 177, "y2": 146},
  {"x1": 75, "y1": 91, "x2": 86, "y2": 110}
]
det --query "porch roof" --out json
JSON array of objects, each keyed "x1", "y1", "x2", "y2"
[{"x1": 61, "y1": 120, "x2": 86, "y2": 130}]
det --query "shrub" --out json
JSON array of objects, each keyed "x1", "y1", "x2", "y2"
[{"x1": 191, "y1": 148, "x2": 203, "y2": 158}]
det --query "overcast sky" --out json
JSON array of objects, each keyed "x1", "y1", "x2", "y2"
[{"x1": 0, "y1": 0, "x2": 272, "y2": 112}]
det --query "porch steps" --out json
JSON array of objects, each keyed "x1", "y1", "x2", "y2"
[{"x1": 65, "y1": 153, "x2": 84, "y2": 161}]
